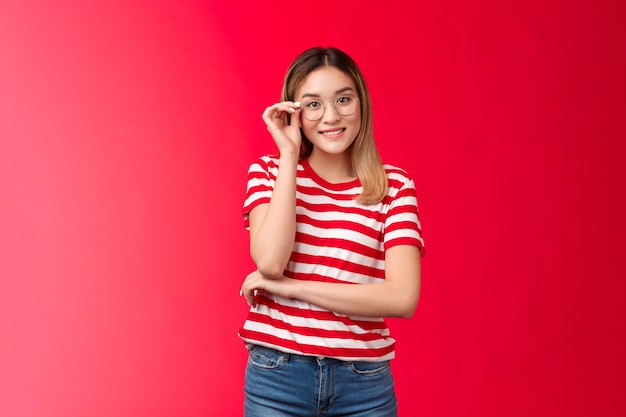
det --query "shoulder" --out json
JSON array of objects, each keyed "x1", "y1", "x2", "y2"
[
  {"x1": 383, "y1": 163, "x2": 415, "y2": 189},
  {"x1": 250, "y1": 154, "x2": 280, "y2": 167},
  {"x1": 383, "y1": 163, "x2": 412, "y2": 178},
  {"x1": 247, "y1": 154, "x2": 280, "y2": 175}
]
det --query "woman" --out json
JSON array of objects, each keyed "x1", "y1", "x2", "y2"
[{"x1": 239, "y1": 46, "x2": 425, "y2": 417}]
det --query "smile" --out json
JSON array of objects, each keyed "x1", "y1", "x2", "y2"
[{"x1": 320, "y1": 128, "x2": 346, "y2": 136}]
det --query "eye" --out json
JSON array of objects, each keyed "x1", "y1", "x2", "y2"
[
  {"x1": 304, "y1": 100, "x2": 321, "y2": 109},
  {"x1": 336, "y1": 95, "x2": 353, "y2": 105}
]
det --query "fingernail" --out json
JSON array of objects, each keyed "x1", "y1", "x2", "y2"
[
  {"x1": 239, "y1": 290, "x2": 242, "y2": 296},
  {"x1": 294, "y1": 102, "x2": 301, "y2": 107},
  {"x1": 288, "y1": 107, "x2": 295, "y2": 113}
]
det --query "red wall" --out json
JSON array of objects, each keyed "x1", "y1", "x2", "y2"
[{"x1": 1, "y1": 1, "x2": 624, "y2": 416}]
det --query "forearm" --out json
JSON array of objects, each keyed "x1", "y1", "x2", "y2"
[
  {"x1": 290, "y1": 246, "x2": 422, "y2": 318},
  {"x1": 285, "y1": 278, "x2": 420, "y2": 319},
  {"x1": 242, "y1": 245, "x2": 422, "y2": 316},
  {"x1": 250, "y1": 153, "x2": 299, "y2": 278}
]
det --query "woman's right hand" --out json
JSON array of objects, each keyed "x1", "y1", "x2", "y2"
[{"x1": 262, "y1": 101, "x2": 302, "y2": 156}]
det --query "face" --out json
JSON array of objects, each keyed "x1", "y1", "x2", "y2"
[{"x1": 295, "y1": 66, "x2": 361, "y2": 158}]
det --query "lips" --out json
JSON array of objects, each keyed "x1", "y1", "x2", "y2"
[{"x1": 319, "y1": 128, "x2": 346, "y2": 137}]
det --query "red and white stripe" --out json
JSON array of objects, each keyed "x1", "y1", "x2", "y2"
[{"x1": 240, "y1": 155, "x2": 424, "y2": 361}]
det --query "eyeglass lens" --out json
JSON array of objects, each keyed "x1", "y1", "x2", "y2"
[{"x1": 300, "y1": 95, "x2": 358, "y2": 121}]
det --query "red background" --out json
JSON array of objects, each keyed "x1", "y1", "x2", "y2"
[{"x1": 1, "y1": 1, "x2": 624, "y2": 416}]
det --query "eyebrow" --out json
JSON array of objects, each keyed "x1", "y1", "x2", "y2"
[{"x1": 299, "y1": 86, "x2": 354, "y2": 99}]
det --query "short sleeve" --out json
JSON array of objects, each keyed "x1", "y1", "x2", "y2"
[
  {"x1": 242, "y1": 156, "x2": 277, "y2": 230},
  {"x1": 383, "y1": 176, "x2": 425, "y2": 255}
]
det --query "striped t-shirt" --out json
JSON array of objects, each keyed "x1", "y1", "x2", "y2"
[{"x1": 240, "y1": 155, "x2": 424, "y2": 361}]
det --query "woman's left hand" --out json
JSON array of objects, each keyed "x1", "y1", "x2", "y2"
[{"x1": 240, "y1": 270, "x2": 296, "y2": 307}]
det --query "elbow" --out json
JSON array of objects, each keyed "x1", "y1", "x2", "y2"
[
  {"x1": 251, "y1": 247, "x2": 290, "y2": 280},
  {"x1": 251, "y1": 250, "x2": 288, "y2": 280},
  {"x1": 254, "y1": 261, "x2": 286, "y2": 280},
  {"x1": 393, "y1": 304, "x2": 416, "y2": 319},
  {"x1": 397, "y1": 305, "x2": 417, "y2": 319},
  {"x1": 391, "y1": 293, "x2": 419, "y2": 319}
]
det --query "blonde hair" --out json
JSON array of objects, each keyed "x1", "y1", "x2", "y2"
[{"x1": 281, "y1": 47, "x2": 388, "y2": 205}]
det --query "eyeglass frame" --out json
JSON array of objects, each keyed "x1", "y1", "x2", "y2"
[{"x1": 295, "y1": 94, "x2": 360, "y2": 121}]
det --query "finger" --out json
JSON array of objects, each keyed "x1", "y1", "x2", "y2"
[
  {"x1": 264, "y1": 102, "x2": 300, "y2": 118},
  {"x1": 289, "y1": 102, "x2": 302, "y2": 129},
  {"x1": 241, "y1": 272, "x2": 259, "y2": 307},
  {"x1": 241, "y1": 287, "x2": 254, "y2": 307},
  {"x1": 246, "y1": 290, "x2": 256, "y2": 307},
  {"x1": 263, "y1": 106, "x2": 291, "y2": 130},
  {"x1": 262, "y1": 105, "x2": 284, "y2": 122}
]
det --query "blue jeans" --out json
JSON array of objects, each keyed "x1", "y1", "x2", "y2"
[{"x1": 244, "y1": 345, "x2": 398, "y2": 417}]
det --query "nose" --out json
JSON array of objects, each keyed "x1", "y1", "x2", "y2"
[{"x1": 321, "y1": 101, "x2": 341, "y2": 123}]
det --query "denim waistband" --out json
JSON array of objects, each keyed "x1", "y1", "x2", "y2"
[{"x1": 250, "y1": 344, "x2": 385, "y2": 365}]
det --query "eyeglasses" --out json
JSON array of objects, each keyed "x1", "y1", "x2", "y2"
[{"x1": 298, "y1": 94, "x2": 359, "y2": 121}]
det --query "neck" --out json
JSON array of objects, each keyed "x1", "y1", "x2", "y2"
[{"x1": 307, "y1": 150, "x2": 356, "y2": 183}]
